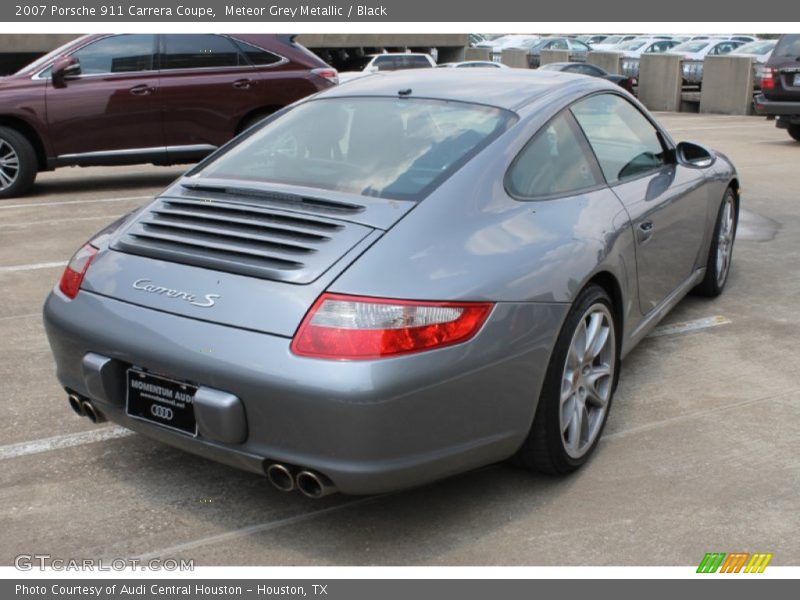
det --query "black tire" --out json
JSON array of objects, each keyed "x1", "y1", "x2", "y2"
[
  {"x1": 692, "y1": 188, "x2": 737, "y2": 297},
  {"x1": 788, "y1": 124, "x2": 800, "y2": 143},
  {"x1": 515, "y1": 284, "x2": 619, "y2": 475},
  {"x1": 0, "y1": 126, "x2": 38, "y2": 199}
]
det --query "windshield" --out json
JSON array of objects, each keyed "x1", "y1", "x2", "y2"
[
  {"x1": 601, "y1": 36, "x2": 623, "y2": 45},
  {"x1": 732, "y1": 40, "x2": 776, "y2": 55},
  {"x1": 617, "y1": 40, "x2": 647, "y2": 51},
  {"x1": 671, "y1": 40, "x2": 711, "y2": 53},
  {"x1": 773, "y1": 35, "x2": 800, "y2": 58},
  {"x1": 198, "y1": 98, "x2": 515, "y2": 201},
  {"x1": 15, "y1": 36, "x2": 87, "y2": 75}
]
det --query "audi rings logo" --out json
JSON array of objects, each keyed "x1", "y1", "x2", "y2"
[{"x1": 150, "y1": 405, "x2": 173, "y2": 420}]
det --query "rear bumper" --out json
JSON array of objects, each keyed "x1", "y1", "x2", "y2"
[
  {"x1": 753, "y1": 94, "x2": 800, "y2": 118},
  {"x1": 43, "y1": 289, "x2": 567, "y2": 495}
]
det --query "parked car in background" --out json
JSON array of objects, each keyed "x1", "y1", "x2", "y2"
[
  {"x1": 590, "y1": 35, "x2": 640, "y2": 51},
  {"x1": 478, "y1": 34, "x2": 541, "y2": 56},
  {"x1": 338, "y1": 52, "x2": 436, "y2": 83},
  {"x1": 0, "y1": 33, "x2": 337, "y2": 198},
  {"x1": 523, "y1": 37, "x2": 592, "y2": 68},
  {"x1": 44, "y1": 69, "x2": 740, "y2": 497},
  {"x1": 754, "y1": 34, "x2": 800, "y2": 142},
  {"x1": 469, "y1": 33, "x2": 487, "y2": 47},
  {"x1": 538, "y1": 62, "x2": 636, "y2": 93},
  {"x1": 728, "y1": 40, "x2": 777, "y2": 89},
  {"x1": 436, "y1": 61, "x2": 509, "y2": 69},
  {"x1": 669, "y1": 39, "x2": 746, "y2": 85},
  {"x1": 619, "y1": 38, "x2": 682, "y2": 78},
  {"x1": 577, "y1": 35, "x2": 609, "y2": 45}
]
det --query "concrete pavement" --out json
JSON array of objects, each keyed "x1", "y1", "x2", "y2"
[{"x1": 0, "y1": 114, "x2": 798, "y2": 566}]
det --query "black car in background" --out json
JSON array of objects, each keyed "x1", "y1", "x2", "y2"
[
  {"x1": 754, "y1": 34, "x2": 800, "y2": 142},
  {"x1": 539, "y1": 62, "x2": 636, "y2": 94}
]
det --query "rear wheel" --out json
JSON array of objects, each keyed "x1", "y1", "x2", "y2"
[
  {"x1": 788, "y1": 124, "x2": 800, "y2": 142},
  {"x1": 693, "y1": 188, "x2": 737, "y2": 297},
  {"x1": 0, "y1": 126, "x2": 38, "y2": 199},
  {"x1": 516, "y1": 284, "x2": 618, "y2": 475}
]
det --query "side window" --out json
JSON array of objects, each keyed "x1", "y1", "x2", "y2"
[
  {"x1": 406, "y1": 56, "x2": 433, "y2": 68},
  {"x1": 507, "y1": 111, "x2": 604, "y2": 198},
  {"x1": 550, "y1": 39, "x2": 569, "y2": 50},
  {"x1": 233, "y1": 39, "x2": 283, "y2": 66},
  {"x1": 161, "y1": 34, "x2": 245, "y2": 70},
  {"x1": 71, "y1": 35, "x2": 155, "y2": 74},
  {"x1": 571, "y1": 94, "x2": 668, "y2": 183}
]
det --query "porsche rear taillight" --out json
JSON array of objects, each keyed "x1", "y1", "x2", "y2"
[
  {"x1": 291, "y1": 293, "x2": 493, "y2": 360},
  {"x1": 58, "y1": 244, "x2": 97, "y2": 299},
  {"x1": 761, "y1": 67, "x2": 776, "y2": 90}
]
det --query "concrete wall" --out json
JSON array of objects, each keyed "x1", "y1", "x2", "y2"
[
  {"x1": 296, "y1": 34, "x2": 469, "y2": 49},
  {"x1": 638, "y1": 54, "x2": 683, "y2": 112},
  {"x1": 699, "y1": 55, "x2": 755, "y2": 115},
  {"x1": 587, "y1": 51, "x2": 623, "y2": 75},
  {"x1": 540, "y1": 49, "x2": 570, "y2": 66},
  {"x1": 464, "y1": 47, "x2": 491, "y2": 62},
  {"x1": 501, "y1": 49, "x2": 529, "y2": 69},
  {"x1": 0, "y1": 34, "x2": 79, "y2": 53}
]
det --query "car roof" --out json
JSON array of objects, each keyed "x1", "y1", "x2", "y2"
[{"x1": 317, "y1": 68, "x2": 613, "y2": 111}]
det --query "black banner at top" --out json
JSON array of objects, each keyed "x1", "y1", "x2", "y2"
[{"x1": 4, "y1": 0, "x2": 799, "y2": 22}]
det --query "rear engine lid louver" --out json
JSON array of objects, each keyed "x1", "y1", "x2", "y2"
[{"x1": 111, "y1": 195, "x2": 373, "y2": 284}]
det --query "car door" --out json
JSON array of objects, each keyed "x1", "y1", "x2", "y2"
[
  {"x1": 45, "y1": 34, "x2": 162, "y2": 158},
  {"x1": 571, "y1": 93, "x2": 709, "y2": 314},
  {"x1": 158, "y1": 34, "x2": 260, "y2": 152}
]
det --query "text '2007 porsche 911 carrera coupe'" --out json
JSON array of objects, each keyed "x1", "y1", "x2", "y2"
[{"x1": 44, "y1": 69, "x2": 739, "y2": 498}]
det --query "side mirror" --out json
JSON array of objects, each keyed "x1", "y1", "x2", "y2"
[
  {"x1": 51, "y1": 56, "x2": 81, "y2": 88},
  {"x1": 676, "y1": 141, "x2": 716, "y2": 169}
]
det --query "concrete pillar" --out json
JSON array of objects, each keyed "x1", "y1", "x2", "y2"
[
  {"x1": 501, "y1": 49, "x2": 529, "y2": 69},
  {"x1": 464, "y1": 47, "x2": 491, "y2": 62},
  {"x1": 699, "y1": 55, "x2": 755, "y2": 115},
  {"x1": 438, "y1": 46, "x2": 466, "y2": 64},
  {"x1": 638, "y1": 54, "x2": 683, "y2": 112},
  {"x1": 587, "y1": 51, "x2": 623, "y2": 75},
  {"x1": 540, "y1": 49, "x2": 571, "y2": 66}
]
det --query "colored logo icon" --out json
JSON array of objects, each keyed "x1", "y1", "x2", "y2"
[{"x1": 697, "y1": 552, "x2": 773, "y2": 573}]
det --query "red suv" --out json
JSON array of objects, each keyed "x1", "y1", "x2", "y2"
[{"x1": 0, "y1": 34, "x2": 337, "y2": 198}]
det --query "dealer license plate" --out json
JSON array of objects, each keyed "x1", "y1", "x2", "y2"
[{"x1": 126, "y1": 369, "x2": 198, "y2": 435}]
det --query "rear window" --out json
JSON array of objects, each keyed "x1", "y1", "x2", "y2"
[
  {"x1": 773, "y1": 35, "x2": 800, "y2": 58},
  {"x1": 198, "y1": 97, "x2": 515, "y2": 201}
]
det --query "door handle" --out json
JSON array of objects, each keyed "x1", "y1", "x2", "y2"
[
  {"x1": 637, "y1": 221, "x2": 655, "y2": 243},
  {"x1": 232, "y1": 78, "x2": 253, "y2": 90},
  {"x1": 129, "y1": 84, "x2": 155, "y2": 96}
]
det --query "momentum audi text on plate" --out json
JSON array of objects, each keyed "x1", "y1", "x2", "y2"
[{"x1": 44, "y1": 69, "x2": 739, "y2": 498}]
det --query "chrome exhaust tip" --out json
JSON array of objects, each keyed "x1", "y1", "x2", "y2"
[
  {"x1": 80, "y1": 400, "x2": 105, "y2": 424},
  {"x1": 266, "y1": 464, "x2": 297, "y2": 492},
  {"x1": 296, "y1": 470, "x2": 337, "y2": 499},
  {"x1": 68, "y1": 393, "x2": 85, "y2": 417}
]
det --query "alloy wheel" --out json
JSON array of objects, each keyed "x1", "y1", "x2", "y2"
[
  {"x1": 716, "y1": 195, "x2": 735, "y2": 286},
  {"x1": 559, "y1": 303, "x2": 616, "y2": 459},
  {"x1": 0, "y1": 140, "x2": 20, "y2": 191}
]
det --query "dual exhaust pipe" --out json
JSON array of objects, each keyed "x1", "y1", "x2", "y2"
[
  {"x1": 68, "y1": 393, "x2": 334, "y2": 498},
  {"x1": 266, "y1": 463, "x2": 337, "y2": 498},
  {"x1": 67, "y1": 392, "x2": 106, "y2": 424}
]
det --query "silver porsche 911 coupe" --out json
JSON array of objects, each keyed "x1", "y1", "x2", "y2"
[{"x1": 44, "y1": 69, "x2": 739, "y2": 498}]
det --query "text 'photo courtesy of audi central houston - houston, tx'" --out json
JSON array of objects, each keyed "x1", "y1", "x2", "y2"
[{"x1": 43, "y1": 67, "x2": 739, "y2": 498}]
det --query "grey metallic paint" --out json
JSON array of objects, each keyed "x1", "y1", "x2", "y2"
[{"x1": 43, "y1": 69, "x2": 738, "y2": 494}]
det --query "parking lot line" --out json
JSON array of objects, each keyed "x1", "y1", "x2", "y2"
[
  {"x1": 0, "y1": 426, "x2": 133, "y2": 461},
  {"x1": 0, "y1": 312, "x2": 40, "y2": 322},
  {"x1": 0, "y1": 195, "x2": 151, "y2": 211},
  {"x1": 0, "y1": 215, "x2": 124, "y2": 229},
  {"x1": 0, "y1": 261, "x2": 67, "y2": 273},
  {"x1": 133, "y1": 496, "x2": 385, "y2": 561},
  {"x1": 647, "y1": 315, "x2": 731, "y2": 337}
]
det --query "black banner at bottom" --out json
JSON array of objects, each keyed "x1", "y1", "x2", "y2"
[{"x1": 4, "y1": 579, "x2": 796, "y2": 600}]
